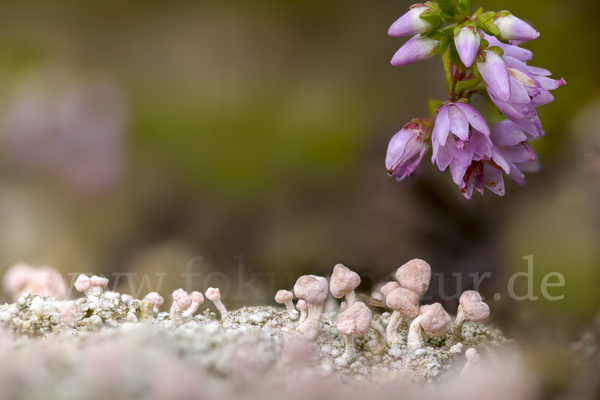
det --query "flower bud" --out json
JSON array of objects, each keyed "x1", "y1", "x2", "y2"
[
  {"x1": 388, "y1": 4, "x2": 434, "y2": 37},
  {"x1": 385, "y1": 122, "x2": 430, "y2": 181},
  {"x1": 454, "y1": 26, "x2": 480, "y2": 67},
  {"x1": 477, "y1": 49, "x2": 511, "y2": 102},
  {"x1": 493, "y1": 11, "x2": 539, "y2": 42},
  {"x1": 391, "y1": 35, "x2": 440, "y2": 66}
]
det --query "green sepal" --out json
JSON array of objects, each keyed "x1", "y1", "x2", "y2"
[
  {"x1": 419, "y1": 9, "x2": 443, "y2": 35},
  {"x1": 472, "y1": 60, "x2": 481, "y2": 79},
  {"x1": 476, "y1": 43, "x2": 505, "y2": 65},
  {"x1": 424, "y1": 1, "x2": 438, "y2": 12},
  {"x1": 426, "y1": 31, "x2": 452, "y2": 56},
  {"x1": 487, "y1": 11, "x2": 512, "y2": 43},
  {"x1": 432, "y1": 0, "x2": 468, "y2": 23},
  {"x1": 428, "y1": 99, "x2": 444, "y2": 116},
  {"x1": 441, "y1": 24, "x2": 458, "y2": 36},
  {"x1": 487, "y1": 45, "x2": 504, "y2": 57},
  {"x1": 476, "y1": 11, "x2": 501, "y2": 37},
  {"x1": 495, "y1": 10, "x2": 512, "y2": 19},
  {"x1": 460, "y1": 87, "x2": 483, "y2": 99},
  {"x1": 453, "y1": 25, "x2": 461, "y2": 37},
  {"x1": 471, "y1": 7, "x2": 484, "y2": 19},
  {"x1": 475, "y1": 11, "x2": 496, "y2": 25},
  {"x1": 442, "y1": 48, "x2": 454, "y2": 91},
  {"x1": 452, "y1": 19, "x2": 477, "y2": 37},
  {"x1": 455, "y1": 74, "x2": 481, "y2": 97},
  {"x1": 437, "y1": 34, "x2": 452, "y2": 55}
]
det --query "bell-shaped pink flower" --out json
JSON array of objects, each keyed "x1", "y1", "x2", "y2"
[
  {"x1": 433, "y1": 129, "x2": 493, "y2": 173},
  {"x1": 454, "y1": 26, "x2": 480, "y2": 67},
  {"x1": 477, "y1": 50, "x2": 511, "y2": 102},
  {"x1": 449, "y1": 120, "x2": 540, "y2": 198},
  {"x1": 431, "y1": 102, "x2": 490, "y2": 147},
  {"x1": 504, "y1": 56, "x2": 566, "y2": 107},
  {"x1": 388, "y1": 4, "x2": 434, "y2": 37},
  {"x1": 455, "y1": 159, "x2": 507, "y2": 199},
  {"x1": 489, "y1": 92, "x2": 542, "y2": 137},
  {"x1": 385, "y1": 122, "x2": 430, "y2": 180},
  {"x1": 490, "y1": 120, "x2": 539, "y2": 185},
  {"x1": 391, "y1": 35, "x2": 440, "y2": 66},
  {"x1": 431, "y1": 103, "x2": 493, "y2": 182},
  {"x1": 488, "y1": 56, "x2": 565, "y2": 137},
  {"x1": 493, "y1": 12, "x2": 539, "y2": 42},
  {"x1": 489, "y1": 119, "x2": 527, "y2": 146}
]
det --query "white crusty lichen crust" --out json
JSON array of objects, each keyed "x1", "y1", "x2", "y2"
[{"x1": 0, "y1": 289, "x2": 507, "y2": 392}]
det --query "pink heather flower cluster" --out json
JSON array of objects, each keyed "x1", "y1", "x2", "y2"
[{"x1": 384, "y1": 4, "x2": 565, "y2": 199}]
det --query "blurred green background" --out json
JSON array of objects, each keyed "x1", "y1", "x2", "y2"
[{"x1": 0, "y1": 0, "x2": 598, "y2": 358}]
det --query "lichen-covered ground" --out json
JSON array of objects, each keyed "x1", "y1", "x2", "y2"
[{"x1": 0, "y1": 291, "x2": 512, "y2": 400}]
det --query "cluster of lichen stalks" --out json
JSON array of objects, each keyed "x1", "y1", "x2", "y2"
[
  {"x1": 277, "y1": 260, "x2": 494, "y2": 364},
  {"x1": 0, "y1": 259, "x2": 504, "y2": 386}
]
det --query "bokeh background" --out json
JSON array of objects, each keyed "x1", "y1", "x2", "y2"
[{"x1": 0, "y1": 0, "x2": 598, "y2": 394}]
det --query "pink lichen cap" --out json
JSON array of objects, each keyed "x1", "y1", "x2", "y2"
[
  {"x1": 329, "y1": 264, "x2": 360, "y2": 299},
  {"x1": 335, "y1": 302, "x2": 372, "y2": 336},
  {"x1": 172, "y1": 288, "x2": 192, "y2": 311},
  {"x1": 205, "y1": 287, "x2": 221, "y2": 302},
  {"x1": 294, "y1": 275, "x2": 329, "y2": 305},
  {"x1": 337, "y1": 320, "x2": 357, "y2": 335},
  {"x1": 465, "y1": 347, "x2": 480, "y2": 362},
  {"x1": 74, "y1": 274, "x2": 92, "y2": 292},
  {"x1": 144, "y1": 292, "x2": 164, "y2": 308},
  {"x1": 396, "y1": 259, "x2": 431, "y2": 296},
  {"x1": 459, "y1": 291, "x2": 490, "y2": 322},
  {"x1": 386, "y1": 287, "x2": 420, "y2": 318},
  {"x1": 418, "y1": 304, "x2": 432, "y2": 315},
  {"x1": 190, "y1": 291, "x2": 204, "y2": 304},
  {"x1": 419, "y1": 303, "x2": 451, "y2": 337},
  {"x1": 380, "y1": 281, "x2": 401, "y2": 298},
  {"x1": 296, "y1": 299, "x2": 307, "y2": 311},
  {"x1": 90, "y1": 275, "x2": 109, "y2": 289},
  {"x1": 4, "y1": 263, "x2": 69, "y2": 300},
  {"x1": 3, "y1": 263, "x2": 34, "y2": 296},
  {"x1": 275, "y1": 290, "x2": 294, "y2": 304}
]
